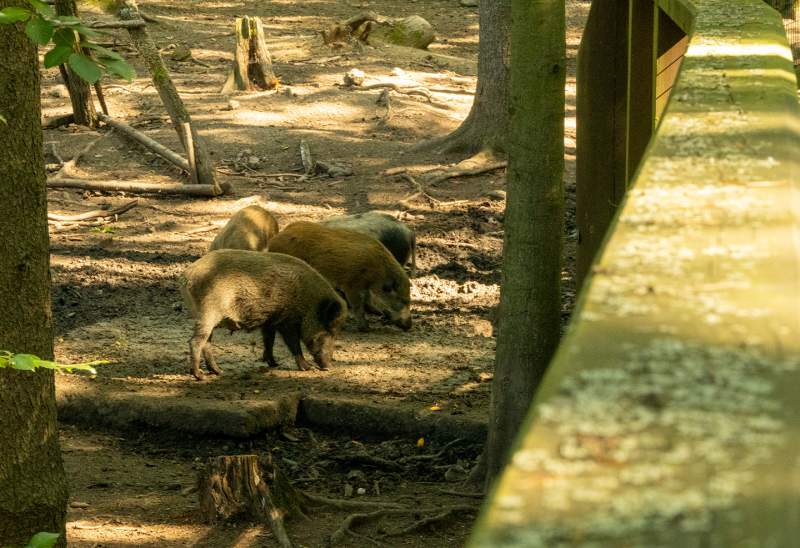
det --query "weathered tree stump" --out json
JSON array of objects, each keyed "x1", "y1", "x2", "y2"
[
  {"x1": 199, "y1": 454, "x2": 306, "y2": 548},
  {"x1": 221, "y1": 16, "x2": 279, "y2": 94}
]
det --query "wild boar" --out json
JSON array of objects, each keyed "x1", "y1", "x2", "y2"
[
  {"x1": 179, "y1": 250, "x2": 347, "y2": 380},
  {"x1": 320, "y1": 211, "x2": 417, "y2": 276},
  {"x1": 208, "y1": 205, "x2": 279, "y2": 252},
  {"x1": 268, "y1": 221, "x2": 412, "y2": 332}
]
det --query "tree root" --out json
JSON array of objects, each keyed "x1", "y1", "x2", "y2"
[
  {"x1": 398, "y1": 438, "x2": 463, "y2": 464},
  {"x1": 301, "y1": 492, "x2": 404, "y2": 510},
  {"x1": 329, "y1": 505, "x2": 478, "y2": 546},
  {"x1": 436, "y1": 488, "x2": 484, "y2": 499},
  {"x1": 426, "y1": 161, "x2": 507, "y2": 186},
  {"x1": 397, "y1": 173, "x2": 439, "y2": 209}
]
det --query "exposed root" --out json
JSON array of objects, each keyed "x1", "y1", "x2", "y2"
[
  {"x1": 436, "y1": 488, "x2": 484, "y2": 499},
  {"x1": 397, "y1": 173, "x2": 439, "y2": 209},
  {"x1": 399, "y1": 438, "x2": 463, "y2": 464},
  {"x1": 330, "y1": 505, "x2": 478, "y2": 546},
  {"x1": 384, "y1": 505, "x2": 477, "y2": 536},
  {"x1": 301, "y1": 492, "x2": 404, "y2": 511},
  {"x1": 426, "y1": 161, "x2": 507, "y2": 186},
  {"x1": 52, "y1": 130, "x2": 111, "y2": 179}
]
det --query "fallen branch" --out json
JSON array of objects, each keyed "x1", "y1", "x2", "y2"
[
  {"x1": 47, "y1": 178, "x2": 226, "y2": 196},
  {"x1": 349, "y1": 82, "x2": 432, "y2": 102},
  {"x1": 301, "y1": 492, "x2": 404, "y2": 511},
  {"x1": 98, "y1": 113, "x2": 191, "y2": 173},
  {"x1": 426, "y1": 161, "x2": 507, "y2": 186},
  {"x1": 47, "y1": 199, "x2": 138, "y2": 222},
  {"x1": 53, "y1": 130, "x2": 110, "y2": 178},
  {"x1": 90, "y1": 19, "x2": 147, "y2": 29}
]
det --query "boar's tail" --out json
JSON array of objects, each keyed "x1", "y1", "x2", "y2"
[{"x1": 317, "y1": 297, "x2": 344, "y2": 329}]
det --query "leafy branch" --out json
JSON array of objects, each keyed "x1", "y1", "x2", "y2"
[
  {"x1": 0, "y1": 350, "x2": 107, "y2": 375},
  {"x1": 0, "y1": 0, "x2": 134, "y2": 83}
]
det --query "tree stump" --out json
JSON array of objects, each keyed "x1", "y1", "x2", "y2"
[
  {"x1": 199, "y1": 454, "x2": 306, "y2": 548},
  {"x1": 221, "y1": 16, "x2": 279, "y2": 94}
]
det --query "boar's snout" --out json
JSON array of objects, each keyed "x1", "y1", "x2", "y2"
[
  {"x1": 394, "y1": 307, "x2": 412, "y2": 331},
  {"x1": 309, "y1": 332, "x2": 336, "y2": 370}
]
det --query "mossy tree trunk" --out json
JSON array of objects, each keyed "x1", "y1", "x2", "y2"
[
  {"x1": 484, "y1": 0, "x2": 566, "y2": 486},
  {"x1": 427, "y1": 0, "x2": 510, "y2": 155},
  {"x1": 0, "y1": 4, "x2": 69, "y2": 545},
  {"x1": 55, "y1": 0, "x2": 98, "y2": 127}
]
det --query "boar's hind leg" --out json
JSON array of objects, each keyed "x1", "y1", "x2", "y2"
[
  {"x1": 203, "y1": 332, "x2": 223, "y2": 375},
  {"x1": 279, "y1": 325, "x2": 313, "y2": 371},
  {"x1": 189, "y1": 319, "x2": 216, "y2": 380},
  {"x1": 261, "y1": 324, "x2": 280, "y2": 368}
]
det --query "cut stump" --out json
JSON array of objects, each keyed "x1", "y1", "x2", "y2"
[
  {"x1": 221, "y1": 16, "x2": 279, "y2": 94},
  {"x1": 199, "y1": 454, "x2": 306, "y2": 547}
]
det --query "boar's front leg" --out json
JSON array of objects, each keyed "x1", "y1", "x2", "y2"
[
  {"x1": 345, "y1": 288, "x2": 370, "y2": 332},
  {"x1": 279, "y1": 324, "x2": 313, "y2": 371},
  {"x1": 261, "y1": 324, "x2": 281, "y2": 368}
]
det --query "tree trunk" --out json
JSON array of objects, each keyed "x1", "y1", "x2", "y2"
[
  {"x1": 0, "y1": 4, "x2": 69, "y2": 545},
  {"x1": 118, "y1": 0, "x2": 221, "y2": 193},
  {"x1": 484, "y1": 0, "x2": 566, "y2": 487},
  {"x1": 425, "y1": 0, "x2": 510, "y2": 155},
  {"x1": 55, "y1": 0, "x2": 98, "y2": 127}
]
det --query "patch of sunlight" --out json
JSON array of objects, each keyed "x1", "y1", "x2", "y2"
[
  {"x1": 721, "y1": 67, "x2": 797, "y2": 85},
  {"x1": 67, "y1": 521, "x2": 208, "y2": 544},
  {"x1": 686, "y1": 41, "x2": 794, "y2": 62},
  {"x1": 565, "y1": 116, "x2": 576, "y2": 130}
]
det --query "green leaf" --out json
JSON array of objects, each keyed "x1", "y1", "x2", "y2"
[
  {"x1": 68, "y1": 52, "x2": 102, "y2": 83},
  {"x1": 26, "y1": 16, "x2": 54, "y2": 45},
  {"x1": 53, "y1": 28, "x2": 76, "y2": 46},
  {"x1": 44, "y1": 44, "x2": 73, "y2": 68},
  {"x1": 0, "y1": 6, "x2": 31, "y2": 24},
  {"x1": 25, "y1": 532, "x2": 60, "y2": 548},
  {"x1": 28, "y1": 0, "x2": 55, "y2": 18},
  {"x1": 99, "y1": 57, "x2": 135, "y2": 82},
  {"x1": 10, "y1": 354, "x2": 38, "y2": 371},
  {"x1": 0, "y1": 113, "x2": 6, "y2": 125},
  {"x1": 83, "y1": 42, "x2": 123, "y2": 60}
]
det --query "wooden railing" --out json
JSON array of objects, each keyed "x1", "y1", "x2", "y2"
[{"x1": 471, "y1": 0, "x2": 800, "y2": 545}]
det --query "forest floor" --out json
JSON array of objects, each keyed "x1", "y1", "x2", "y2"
[{"x1": 45, "y1": 0, "x2": 590, "y2": 545}]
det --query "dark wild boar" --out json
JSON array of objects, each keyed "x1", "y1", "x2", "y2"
[
  {"x1": 320, "y1": 211, "x2": 416, "y2": 275},
  {"x1": 179, "y1": 250, "x2": 347, "y2": 380},
  {"x1": 208, "y1": 205, "x2": 279, "y2": 252},
  {"x1": 269, "y1": 221, "x2": 412, "y2": 332}
]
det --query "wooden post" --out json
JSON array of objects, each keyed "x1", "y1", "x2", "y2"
[
  {"x1": 221, "y1": 16, "x2": 278, "y2": 94},
  {"x1": 118, "y1": 0, "x2": 222, "y2": 194},
  {"x1": 576, "y1": 0, "x2": 630, "y2": 287},
  {"x1": 55, "y1": 0, "x2": 98, "y2": 128},
  {"x1": 626, "y1": 0, "x2": 657, "y2": 180}
]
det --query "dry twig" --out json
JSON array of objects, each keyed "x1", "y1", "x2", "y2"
[
  {"x1": 47, "y1": 199, "x2": 138, "y2": 222},
  {"x1": 426, "y1": 161, "x2": 507, "y2": 186}
]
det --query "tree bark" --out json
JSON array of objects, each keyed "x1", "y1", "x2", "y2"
[
  {"x1": 221, "y1": 16, "x2": 278, "y2": 94},
  {"x1": 484, "y1": 0, "x2": 565, "y2": 487},
  {"x1": 423, "y1": 0, "x2": 510, "y2": 155},
  {"x1": 0, "y1": 4, "x2": 69, "y2": 545},
  {"x1": 55, "y1": 0, "x2": 98, "y2": 127},
  {"x1": 118, "y1": 0, "x2": 221, "y2": 193}
]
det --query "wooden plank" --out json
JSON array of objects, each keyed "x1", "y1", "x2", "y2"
[{"x1": 471, "y1": 0, "x2": 800, "y2": 545}]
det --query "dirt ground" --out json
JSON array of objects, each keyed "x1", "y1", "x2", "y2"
[{"x1": 43, "y1": 0, "x2": 591, "y2": 545}]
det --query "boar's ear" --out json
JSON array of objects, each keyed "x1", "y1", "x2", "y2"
[{"x1": 317, "y1": 297, "x2": 343, "y2": 328}]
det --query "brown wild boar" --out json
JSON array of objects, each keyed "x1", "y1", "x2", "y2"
[
  {"x1": 269, "y1": 221, "x2": 412, "y2": 332},
  {"x1": 179, "y1": 250, "x2": 347, "y2": 380},
  {"x1": 208, "y1": 205, "x2": 279, "y2": 252},
  {"x1": 320, "y1": 211, "x2": 417, "y2": 276}
]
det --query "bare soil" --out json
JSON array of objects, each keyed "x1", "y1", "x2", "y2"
[{"x1": 44, "y1": 0, "x2": 591, "y2": 545}]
